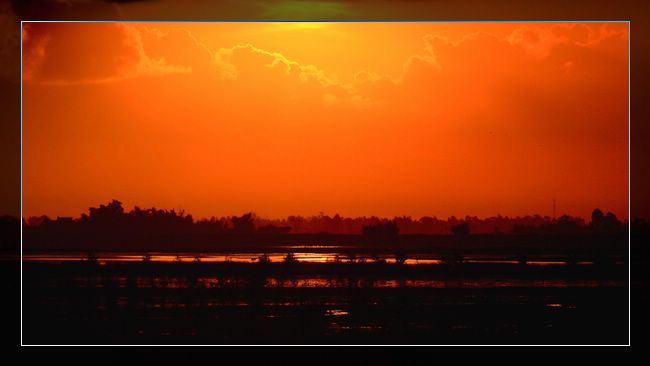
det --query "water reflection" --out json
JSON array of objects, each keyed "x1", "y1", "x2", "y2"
[
  {"x1": 20, "y1": 251, "x2": 597, "y2": 266},
  {"x1": 54, "y1": 274, "x2": 622, "y2": 290},
  {"x1": 325, "y1": 309, "x2": 349, "y2": 316}
]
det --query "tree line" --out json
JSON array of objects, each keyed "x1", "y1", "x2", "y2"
[{"x1": 21, "y1": 199, "x2": 628, "y2": 238}]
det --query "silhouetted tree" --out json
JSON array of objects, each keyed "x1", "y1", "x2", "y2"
[
  {"x1": 232, "y1": 213, "x2": 255, "y2": 234},
  {"x1": 21, "y1": 199, "x2": 627, "y2": 253},
  {"x1": 590, "y1": 208, "x2": 622, "y2": 234},
  {"x1": 83, "y1": 199, "x2": 125, "y2": 224},
  {"x1": 591, "y1": 208, "x2": 605, "y2": 226}
]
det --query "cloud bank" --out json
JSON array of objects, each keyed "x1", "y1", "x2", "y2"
[{"x1": 21, "y1": 22, "x2": 628, "y2": 219}]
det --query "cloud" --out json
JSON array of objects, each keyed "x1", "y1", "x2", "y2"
[
  {"x1": 350, "y1": 24, "x2": 627, "y2": 108},
  {"x1": 214, "y1": 43, "x2": 332, "y2": 83},
  {"x1": 506, "y1": 23, "x2": 628, "y2": 58},
  {"x1": 118, "y1": 25, "x2": 361, "y2": 107},
  {"x1": 20, "y1": 21, "x2": 628, "y2": 119},
  {"x1": 22, "y1": 22, "x2": 190, "y2": 84},
  {"x1": 21, "y1": 22, "x2": 628, "y2": 116},
  {"x1": 207, "y1": 42, "x2": 368, "y2": 107}
]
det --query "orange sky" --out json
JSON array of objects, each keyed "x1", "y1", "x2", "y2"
[{"x1": 21, "y1": 22, "x2": 628, "y2": 220}]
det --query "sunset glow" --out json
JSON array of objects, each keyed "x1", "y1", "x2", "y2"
[{"x1": 21, "y1": 22, "x2": 628, "y2": 220}]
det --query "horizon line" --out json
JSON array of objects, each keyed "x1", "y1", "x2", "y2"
[{"x1": 16, "y1": 201, "x2": 627, "y2": 223}]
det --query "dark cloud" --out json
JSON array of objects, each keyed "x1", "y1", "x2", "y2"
[{"x1": 22, "y1": 22, "x2": 190, "y2": 84}]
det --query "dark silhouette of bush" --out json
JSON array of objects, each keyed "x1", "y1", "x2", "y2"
[
  {"x1": 284, "y1": 253, "x2": 297, "y2": 264},
  {"x1": 258, "y1": 254, "x2": 271, "y2": 264},
  {"x1": 451, "y1": 222, "x2": 470, "y2": 236}
]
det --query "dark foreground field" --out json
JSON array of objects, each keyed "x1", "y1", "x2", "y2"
[{"x1": 20, "y1": 260, "x2": 629, "y2": 345}]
